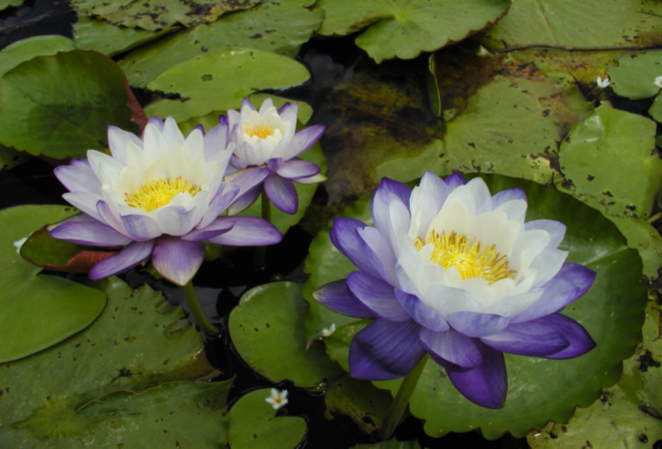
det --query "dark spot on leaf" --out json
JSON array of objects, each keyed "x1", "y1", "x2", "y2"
[
  {"x1": 201, "y1": 47, "x2": 208, "y2": 52},
  {"x1": 602, "y1": 191, "x2": 613, "y2": 197},
  {"x1": 202, "y1": 74, "x2": 212, "y2": 81},
  {"x1": 638, "y1": 350, "x2": 660, "y2": 372},
  {"x1": 587, "y1": 174, "x2": 594, "y2": 181},
  {"x1": 640, "y1": 434, "x2": 649, "y2": 443},
  {"x1": 626, "y1": 204, "x2": 637, "y2": 211},
  {"x1": 250, "y1": 33, "x2": 262, "y2": 39},
  {"x1": 265, "y1": 322, "x2": 270, "y2": 327},
  {"x1": 468, "y1": 142, "x2": 475, "y2": 148},
  {"x1": 254, "y1": 328, "x2": 259, "y2": 332}
]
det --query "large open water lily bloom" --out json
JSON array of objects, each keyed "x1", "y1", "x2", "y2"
[
  {"x1": 225, "y1": 98, "x2": 326, "y2": 215},
  {"x1": 50, "y1": 117, "x2": 282, "y2": 286},
  {"x1": 313, "y1": 172, "x2": 596, "y2": 408}
]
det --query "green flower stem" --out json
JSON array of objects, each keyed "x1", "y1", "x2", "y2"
[
  {"x1": 183, "y1": 280, "x2": 219, "y2": 337},
  {"x1": 376, "y1": 354, "x2": 429, "y2": 441},
  {"x1": 647, "y1": 211, "x2": 662, "y2": 224},
  {"x1": 254, "y1": 188, "x2": 271, "y2": 268}
]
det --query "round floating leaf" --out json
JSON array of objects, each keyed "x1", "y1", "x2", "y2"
[
  {"x1": 483, "y1": 0, "x2": 662, "y2": 49},
  {"x1": 649, "y1": 93, "x2": 662, "y2": 124},
  {"x1": 0, "y1": 205, "x2": 106, "y2": 364},
  {"x1": 0, "y1": 50, "x2": 137, "y2": 160},
  {"x1": 608, "y1": 51, "x2": 662, "y2": 100},
  {"x1": 0, "y1": 276, "x2": 216, "y2": 430},
  {"x1": 144, "y1": 47, "x2": 310, "y2": 122},
  {"x1": 0, "y1": 380, "x2": 232, "y2": 447},
  {"x1": 229, "y1": 282, "x2": 344, "y2": 388},
  {"x1": 559, "y1": 104, "x2": 662, "y2": 219},
  {"x1": 314, "y1": 0, "x2": 510, "y2": 63},
  {"x1": 0, "y1": 144, "x2": 30, "y2": 170},
  {"x1": 71, "y1": 0, "x2": 264, "y2": 31},
  {"x1": 228, "y1": 388, "x2": 306, "y2": 449},
  {"x1": 73, "y1": 14, "x2": 169, "y2": 56},
  {"x1": 608, "y1": 216, "x2": 662, "y2": 278},
  {"x1": 304, "y1": 174, "x2": 647, "y2": 439},
  {"x1": 352, "y1": 440, "x2": 421, "y2": 449},
  {"x1": 119, "y1": 0, "x2": 323, "y2": 88},
  {"x1": 0, "y1": 0, "x2": 23, "y2": 10},
  {"x1": 0, "y1": 35, "x2": 74, "y2": 77}
]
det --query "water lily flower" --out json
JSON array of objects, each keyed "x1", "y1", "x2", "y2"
[
  {"x1": 224, "y1": 98, "x2": 326, "y2": 215},
  {"x1": 265, "y1": 388, "x2": 288, "y2": 410},
  {"x1": 655, "y1": 76, "x2": 662, "y2": 88},
  {"x1": 318, "y1": 323, "x2": 337, "y2": 337},
  {"x1": 596, "y1": 76, "x2": 610, "y2": 89},
  {"x1": 50, "y1": 117, "x2": 282, "y2": 286},
  {"x1": 313, "y1": 172, "x2": 596, "y2": 409}
]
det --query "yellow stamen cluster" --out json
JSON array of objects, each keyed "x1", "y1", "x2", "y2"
[
  {"x1": 244, "y1": 124, "x2": 277, "y2": 139},
  {"x1": 414, "y1": 230, "x2": 515, "y2": 284},
  {"x1": 125, "y1": 177, "x2": 201, "y2": 212}
]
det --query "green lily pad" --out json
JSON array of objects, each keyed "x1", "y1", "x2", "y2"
[
  {"x1": 119, "y1": 0, "x2": 323, "y2": 88},
  {"x1": 352, "y1": 440, "x2": 421, "y2": 449},
  {"x1": 559, "y1": 104, "x2": 662, "y2": 219},
  {"x1": 0, "y1": 205, "x2": 106, "y2": 364},
  {"x1": 304, "y1": 174, "x2": 647, "y2": 439},
  {"x1": 228, "y1": 388, "x2": 306, "y2": 449},
  {"x1": 0, "y1": 275, "x2": 216, "y2": 432},
  {"x1": 649, "y1": 94, "x2": 662, "y2": 123},
  {"x1": 314, "y1": 0, "x2": 511, "y2": 63},
  {"x1": 0, "y1": 35, "x2": 74, "y2": 77},
  {"x1": 229, "y1": 282, "x2": 344, "y2": 388},
  {"x1": 73, "y1": 14, "x2": 170, "y2": 56},
  {"x1": 608, "y1": 216, "x2": 662, "y2": 278},
  {"x1": 71, "y1": 0, "x2": 264, "y2": 31},
  {"x1": 0, "y1": 50, "x2": 137, "y2": 160},
  {"x1": 483, "y1": 0, "x2": 662, "y2": 50},
  {"x1": 608, "y1": 51, "x2": 662, "y2": 100},
  {"x1": 0, "y1": 145, "x2": 30, "y2": 170},
  {"x1": 144, "y1": 47, "x2": 310, "y2": 122},
  {"x1": 0, "y1": 380, "x2": 232, "y2": 447},
  {"x1": 0, "y1": 0, "x2": 23, "y2": 11},
  {"x1": 527, "y1": 299, "x2": 662, "y2": 448}
]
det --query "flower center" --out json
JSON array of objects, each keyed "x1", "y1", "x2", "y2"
[
  {"x1": 125, "y1": 177, "x2": 201, "y2": 212},
  {"x1": 274, "y1": 397, "x2": 283, "y2": 404},
  {"x1": 244, "y1": 124, "x2": 277, "y2": 139},
  {"x1": 414, "y1": 230, "x2": 515, "y2": 284}
]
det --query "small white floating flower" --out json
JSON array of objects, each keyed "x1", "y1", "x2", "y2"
[
  {"x1": 654, "y1": 76, "x2": 662, "y2": 88},
  {"x1": 13, "y1": 237, "x2": 27, "y2": 254},
  {"x1": 265, "y1": 388, "x2": 288, "y2": 410},
  {"x1": 596, "y1": 76, "x2": 610, "y2": 89},
  {"x1": 319, "y1": 324, "x2": 336, "y2": 337}
]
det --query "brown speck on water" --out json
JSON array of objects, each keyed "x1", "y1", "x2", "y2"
[{"x1": 610, "y1": 311, "x2": 615, "y2": 317}]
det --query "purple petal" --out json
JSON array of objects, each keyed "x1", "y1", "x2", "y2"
[
  {"x1": 357, "y1": 227, "x2": 396, "y2": 284},
  {"x1": 420, "y1": 327, "x2": 482, "y2": 369},
  {"x1": 157, "y1": 205, "x2": 197, "y2": 236},
  {"x1": 241, "y1": 97, "x2": 257, "y2": 111},
  {"x1": 492, "y1": 188, "x2": 526, "y2": 208},
  {"x1": 446, "y1": 311, "x2": 510, "y2": 338},
  {"x1": 539, "y1": 313, "x2": 596, "y2": 359},
  {"x1": 193, "y1": 124, "x2": 205, "y2": 135},
  {"x1": 62, "y1": 192, "x2": 103, "y2": 222},
  {"x1": 283, "y1": 125, "x2": 325, "y2": 160},
  {"x1": 312, "y1": 279, "x2": 376, "y2": 319},
  {"x1": 184, "y1": 216, "x2": 235, "y2": 241},
  {"x1": 349, "y1": 319, "x2": 425, "y2": 380},
  {"x1": 229, "y1": 154, "x2": 246, "y2": 171},
  {"x1": 443, "y1": 172, "x2": 468, "y2": 190},
  {"x1": 394, "y1": 289, "x2": 449, "y2": 332},
  {"x1": 276, "y1": 159, "x2": 320, "y2": 179},
  {"x1": 152, "y1": 236, "x2": 204, "y2": 286},
  {"x1": 371, "y1": 178, "x2": 411, "y2": 239},
  {"x1": 278, "y1": 102, "x2": 295, "y2": 115},
  {"x1": 89, "y1": 240, "x2": 155, "y2": 280},
  {"x1": 120, "y1": 214, "x2": 162, "y2": 241},
  {"x1": 97, "y1": 200, "x2": 129, "y2": 237},
  {"x1": 199, "y1": 183, "x2": 240, "y2": 228},
  {"x1": 204, "y1": 121, "x2": 228, "y2": 161},
  {"x1": 480, "y1": 320, "x2": 570, "y2": 357},
  {"x1": 346, "y1": 271, "x2": 409, "y2": 321},
  {"x1": 228, "y1": 185, "x2": 261, "y2": 215},
  {"x1": 207, "y1": 216, "x2": 282, "y2": 246},
  {"x1": 145, "y1": 116, "x2": 164, "y2": 132},
  {"x1": 524, "y1": 220, "x2": 566, "y2": 249},
  {"x1": 267, "y1": 157, "x2": 284, "y2": 172},
  {"x1": 54, "y1": 163, "x2": 101, "y2": 194},
  {"x1": 512, "y1": 263, "x2": 596, "y2": 323},
  {"x1": 445, "y1": 341, "x2": 507, "y2": 409},
  {"x1": 330, "y1": 217, "x2": 381, "y2": 280},
  {"x1": 50, "y1": 220, "x2": 132, "y2": 247},
  {"x1": 419, "y1": 171, "x2": 452, "y2": 211},
  {"x1": 264, "y1": 174, "x2": 297, "y2": 214},
  {"x1": 227, "y1": 167, "x2": 272, "y2": 215}
]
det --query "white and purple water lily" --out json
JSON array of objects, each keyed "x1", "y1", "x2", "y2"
[
  {"x1": 224, "y1": 98, "x2": 326, "y2": 215},
  {"x1": 313, "y1": 172, "x2": 596, "y2": 409},
  {"x1": 50, "y1": 117, "x2": 282, "y2": 286}
]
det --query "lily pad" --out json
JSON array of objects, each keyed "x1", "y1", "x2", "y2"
[
  {"x1": 73, "y1": 14, "x2": 170, "y2": 56},
  {"x1": 0, "y1": 0, "x2": 22, "y2": 11},
  {"x1": 482, "y1": 0, "x2": 662, "y2": 50},
  {"x1": 559, "y1": 104, "x2": 662, "y2": 219},
  {"x1": 229, "y1": 282, "x2": 344, "y2": 388},
  {"x1": 0, "y1": 145, "x2": 30, "y2": 170},
  {"x1": 71, "y1": 0, "x2": 264, "y2": 31},
  {"x1": 0, "y1": 50, "x2": 137, "y2": 160},
  {"x1": 608, "y1": 51, "x2": 662, "y2": 100},
  {"x1": 352, "y1": 440, "x2": 421, "y2": 449},
  {"x1": 0, "y1": 380, "x2": 232, "y2": 447},
  {"x1": 144, "y1": 47, "x2": 310, "y2": 122},
  {"x1": 609, "y1": 216, "x2": 662, "y2": 278},
  {"x1": 0, "y1": 275, "x2": 216, "y2": 432},
  {"x1": 0, "y1": 205, "x2": 106, "y2": 364},
  {"x1": 649, "y1": 94, "x2": 662, "y2": 124},
  {"x1": 0, "y1": 35, "x2": 74, "y2": 77},
  {"x1": 119, "y1": 0, "x2": 323, "y2": 88},
  {"x1": 314, "y1": 0, "x2": 511, "y2": 63},
  {"x1": 304, "y1": 174, "x2": 647, "y2": 439},
  {"x1": 228, "y1": 388, "x2": 306, "y2": 449},
  {"x1": 527, "y1": 300, "x2": 662, "y2": 448}
]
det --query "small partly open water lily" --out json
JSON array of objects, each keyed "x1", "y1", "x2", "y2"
[
  {"x1": 314, "y1": 172, "x2": 596, "y2": 409},
  {"x1": 50, "y1": 117, "x2": 282, "y2": 286},
  {"x1": 655, "y1": 76, "x2": 662, "y2": 88},
  {"x1": 225, "y1": 98, "x2": 326, "y2": 215},
  {"x1": 265, "y1": 388, "x2": 288, "y2": 410},
  {"x1": 596, "y1": 76, "x2": 610, "y2": 89}
]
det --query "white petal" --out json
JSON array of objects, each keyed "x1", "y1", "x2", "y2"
[
  {"x1": 466, "y1": 178, "x2": 493, "y2": 215},
  {"x1": 428, "y1": 201, "x2": 472, "y2": 237}
]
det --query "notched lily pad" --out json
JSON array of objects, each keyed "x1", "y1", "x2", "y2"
[
  {"x1": 314, "y1": 0, "x2": 511, "y2": 63},
  {"x1": 0, "y1": 0, "x2": 23, "y2": 11},
  {"x1": 608, "y1": 51, "x2": 662, "y2": 100}
]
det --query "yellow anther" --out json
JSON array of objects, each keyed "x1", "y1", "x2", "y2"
[
  {"x1": 125, "y1": 177, "x2": 201, "y2": 212},
  {"x1": 244, "y1": 124, "x2": 277, "y2": 139}
]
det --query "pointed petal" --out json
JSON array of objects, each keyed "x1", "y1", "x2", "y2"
[
  {"x1": 276, "y1": 159, "x2": 320, "y2": 179},
  {"x1": 107, "y1": 125, "x2": 142, "y2": 164},
  {"x1": 156, "y1": 205, "x2": 197, "y2": 236},
  {"x1": 62, "y1": 192, "x2": 103, "y2": 222},
  {"x1": 539, "y1": 313, "x2": 596, "y2": 359},
  {"x1": 204, "y1": 120, "x2": 229, "y2": 162},
  {"x1": 524, "y1": 219, "x2": 566, "y2": 249},
  {"x1": 481, "y1": 319, "x2": 570, "y2": 357},
  {"x1": 55, "y1": 163, "x2": 101, "y2": 195},
  {"x1": 420, "y1": 327, "x2": 482, "y2": 369},
  {"x1": 50, "y1": 220, "x2": 132, "y2": 247},
  {"x1": 152, "y1": 236, "x2": 204, "y2": 286},
  {"x1": 330, "y1": 217, "x2": 381, "y2": 279},
  {"x1": 267, "y1": 157, "x2": 284, "y2": 171},
  {"x1": 346, "y1": 271, "x2": 409, "y2": 321},
  {"x1": 445, "y1": 311, "x2": 510, "y2": 338},
  {"x1": 208, "y1": 216, "x2": 282, "y2": 246},
  {"x1": 162, "y1": 116, "x2": 185, "y2": 145},
  {"x1": 395, "y1": 289, "x2": 449, "y2": 332},
  {"x1": 146, "y1": 116, "x2": 164, "y2": 132},
  {"x1": 184, "y1": 216, "x2": 235, "y2": 241},
  {"x1": 97, "y1": 200, "x2": 129, "y2": 237},
  {"x1": 89, "y1": 240, "x2": 154, "y2": 280},
  {"x1": 227, "y1": 185, "x2": 261, "y2": 215},
  {"x1": 349, "y1": 320, "x2": 425, "y2": 380},
  {"x1": 120, "y1": 214, "x2": 162, "y2": 241},
  {"x1": 313, "y1": 279, "x2": 376, "y2": 319},
  {"x1": 265, "y1": 174, "x2": 297, "y2": 214},
  {"x1": 282, "y1": 125, "x2": 325, "y2": 160},
  {"x1": 228, "y1": 167, "x2": 271, "y2": 197},
  {"x1": 371, "y1": 178, "x2": 411, "y2": 239},
  {"x1": 492, "y1": 188, "x2": 526, "y2": 208},
  {"x1": 444, "y1": 172, "x2": 467, "y2": 190},
  {"x1": 199, "y1": 183, "x2": 240, "y2": 228}
]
